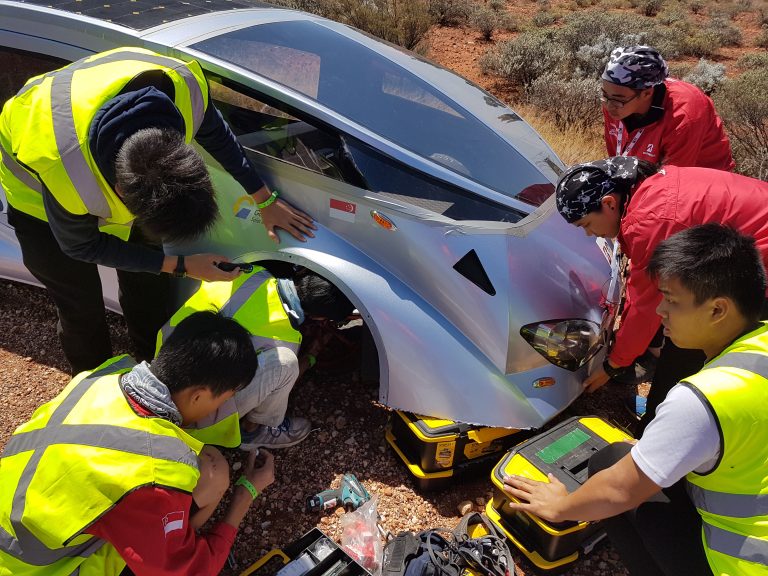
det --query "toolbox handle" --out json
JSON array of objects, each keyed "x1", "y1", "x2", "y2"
[
  {"x1": 467, "y1": 428, "x2": 518, "y2": 444},
  {"x1": 240, "y1": 549, "x2": 291, "y2": 576}
]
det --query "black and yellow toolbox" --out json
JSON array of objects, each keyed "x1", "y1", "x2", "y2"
[
  {"x1": 385, "y1": 411, "x2": 530, "y2": 491},
  {"x1": 240, "y1": 528, "x2": 370, "y2": 576},
  {"x1": 486, "y1": 416, "x2": 632, "y2": 573}
]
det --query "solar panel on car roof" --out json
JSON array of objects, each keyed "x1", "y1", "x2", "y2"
[{"x1": 15, "y1": 0, "x2": 279, "y2": 30}]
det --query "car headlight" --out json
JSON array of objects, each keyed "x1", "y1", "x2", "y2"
[{"x1": 520, "y1": 319, "x2": 601, "y2": 371}]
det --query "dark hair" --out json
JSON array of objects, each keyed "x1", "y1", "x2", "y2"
[
  {"x1": 115, "y1": 127, "x2": 218, "y2": 242},
  {"x1": 648, "y1": 224, "x2": 766, "y2": 321},
  {"x1": 296, "y1": 273, "x2": 355, "y2": 322},
  {"x1": 151, "y1": 311, "x2": 258, "y2": 396}
]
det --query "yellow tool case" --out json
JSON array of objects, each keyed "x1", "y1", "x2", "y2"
[
  {"x1": 487, "y1": 416, "x2": 632, "y2": 573},
  {"x1": 240, "y1": 528, "x2": 371, "y2": 576},
  {"x1": 385, "y1": 410, "x2": 529, "y2": 491}
]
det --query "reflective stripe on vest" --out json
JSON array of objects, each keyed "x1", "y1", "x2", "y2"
[
  {"x1": 683, "y1": 327, "x2": 768, "y2": 573},
  {"x1": 158, "y1": 268, "x2": 301, "y2": 355},
  {"x1": 704, "y1": 524, "x2": 768, "y2": 566},
  {"x1": 0, "y1": 355, "x2": 200, "y2": 567},
  {"x1": 0, "y1": 143, "x2": 41, "y2": 193}
]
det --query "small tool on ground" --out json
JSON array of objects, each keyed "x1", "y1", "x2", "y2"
[{"x1": 306, "y1": 474, "x2": 370, "y2": 513}]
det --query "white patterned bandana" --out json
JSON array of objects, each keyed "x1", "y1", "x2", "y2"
[
  {"x1": 555, "y1": 157, "x2": 640, "y2": 223},
  {"x1": 602, "y1": 46, "x2": 668, "y2": 89}
]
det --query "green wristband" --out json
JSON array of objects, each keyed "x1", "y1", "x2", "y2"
[
  {"x1": 257, "y1": 189, "x2": 279, "y2": 210},
  {"x1": 235, "y1": 475, "x2": 260, "y2": 500}
]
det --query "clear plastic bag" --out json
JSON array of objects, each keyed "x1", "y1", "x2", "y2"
[{"x1": 339, "y1": 495, "x2": 382, "y2": 575}]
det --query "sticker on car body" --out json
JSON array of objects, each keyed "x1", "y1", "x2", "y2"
[{"x1": 330, "y1": 198, "x2": 356, "y2": 222}]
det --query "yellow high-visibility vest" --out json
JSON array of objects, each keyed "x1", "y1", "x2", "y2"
[
  {"x1": 0, "y1": 47, "x2": 208, "y2": 240},
  {"x1": 0, "y1": 355, "x2": 203, "y2": 576},
  {"x1": 157, "y1": 267, "x2": 302, "y2": 447},
  {"x1": 684, "y1": 322, "x2": 768, "y2": 575}
]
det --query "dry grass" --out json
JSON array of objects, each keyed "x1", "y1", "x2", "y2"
[{"x1": 514, "y1": 103, "x2": 606, "y2": 165}]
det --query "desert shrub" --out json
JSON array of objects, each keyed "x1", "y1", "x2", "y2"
[
  {"x1": 576, "y1": 0, "x2": 595, "y2": 7},
  {"x1": 682, "y1": 58, "x2": 726, "y2": 94},
  {"x1": 499, "y1": 13, "x2": 520, "y2": 31},
  {"x1": 472, "y1": 6, "x2": 500, "y2": 40},
  {"x1": 659, "y1": 7, "x2": 688, "y2": 25},
  {"x1": 667, "y1": 62, "x2": 693, "y2": 78},
  {"x1": 532, "y1": 10, "x2": 560, "y2": 26},
  {"x1": 737, "y1": 0, "x2": 753, "y2": 9},
  {"x1": 481, "y1": 30, "x2": 564, "y2": 87},
  {"x1": 639, "y1": 0, "x2": 665, "y2": 16},
  {"x1": 573, "y1": 34, "x2": 618, "y2": 78},
  {"x1": 490, "y1": 0, "x2": 506, "y2": 10},
  {"x1": 428, "y1": 0, "x2": 473, "y2": 26},
  {"x1": 758, "y1": 27, "x2": 768, "y2": 48},
  {"x1": 527, "y1": 73, "x2": 601, "y2": 130},
  {"x1": 758, "y1": 6, "x2": 768, "y2": 26},
  {"x1": 706, "y1": 16, "x2": 743, "y2": 45},
  {"x1": 688, "y1": 0, "x2": 705, "y2": 14},
  {"x1": 715, "y1": 69, "x2": 768, "y2": 180},
  {"x1": 679, "y1": 30, "x2": 721, "y2": 56},
  {"x1": 738, "y1": 52, "x2": 768, "y2": 69}
]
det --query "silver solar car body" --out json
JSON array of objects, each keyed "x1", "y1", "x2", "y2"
[{"x1": 0, "y1": 0, "x2": 616, "y2": 428}]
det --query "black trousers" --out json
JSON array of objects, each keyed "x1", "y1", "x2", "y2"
[
  {"x1": 9, "y1": 207, "x2": 175, "y2": 374},
  {"x1": 588, "y1": 443, "x2": 713, "y2": 576}
]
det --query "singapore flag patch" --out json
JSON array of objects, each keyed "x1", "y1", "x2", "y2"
[
  {"x1": 162, "y1": 511, "x2": 185, "y2": 537},
  {"x1": 329, "y1": 198, "x2": 356, "y2": 222}
]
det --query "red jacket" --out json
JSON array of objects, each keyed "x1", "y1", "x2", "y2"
[
  {"x1": 604, "y1": 79, "x2": 734, "y2": 171},
  {"x1": 610, "y1": 166, "x2": 768, "y2": 367}
]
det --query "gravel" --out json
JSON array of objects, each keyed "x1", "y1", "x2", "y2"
[{"x1": 0, "y1": 279, "x2": 636, "y2": 575}]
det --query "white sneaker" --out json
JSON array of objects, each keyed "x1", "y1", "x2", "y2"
[{"x1": 240, "y1": 416, "x2": 312, "y2": 451}]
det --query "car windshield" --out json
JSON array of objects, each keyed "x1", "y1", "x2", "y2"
[{"x1": 192, "y1": 20, "x2": 553, "y2": 207}]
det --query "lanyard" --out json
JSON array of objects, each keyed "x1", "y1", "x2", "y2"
[{"x1": 615, "y1": 123, "x2": 644, "y2": 157}]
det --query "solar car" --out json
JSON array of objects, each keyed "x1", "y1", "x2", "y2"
[{"x1": 0, "y1": 0, "x2": 615, "y2": 428}]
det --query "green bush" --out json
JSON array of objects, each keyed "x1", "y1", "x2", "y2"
[
  {"x1": 428, "y1": 0, "x2": 473, "y2": 26},
  {"x1": 490, "y1": 0, "x2": 507, "y2": 11},
  {"x1": 758, "y1": 27, "x2": 768, "y2": 48},
  {"x1": 757, "y1": 6, "x2": 768, "y2": 27},
  {"x1": 682, "y1": 58, "x2": 727, "y2": 94},
  {"x1": 688, "y1": 0, "x2": 705, "y2": 14},
  {"x1": 679, "y1": 30, "x2": 721, "y2": 57},
  {"x1": 706, "y1": 16, "x2": 743, "y2": 45},
  {"x1": 639, "y1": 0, "x2": 664, "y2": 16},
  {"x1": 527, "y1": 73, "x2": 601, "y2": 130},
  {"x1": 659, "y1": 7, "x2": 688, "y2": 25},
  {"x1": 481, "y1": 30, "x2": 564, "y2": 87},
  {"x1": 738, "y1": 52, "x2": 768, "y2": 69},
  {"x1": 715, "y1": 69, "x2": 768, "y2": 180},
  {"x1": 531, "y1": 10, "x2": 559, "y2": 27},
  {"x1": 472, "y1": 7, "x2": 500, "y2": 40}
]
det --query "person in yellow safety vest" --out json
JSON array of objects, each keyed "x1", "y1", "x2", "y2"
[
  {"x1": 0, "y1": 47, "x2": 315, "y2": 376},
  {"x1": 502, "y1": 224, "x2": 768, "y2": 576},
  {"x1": 157, "y1": 266, "x2": 356, "y2": 451},
  {"x1": 0, "y1": 311, "x2": 276, "y2": 576}
]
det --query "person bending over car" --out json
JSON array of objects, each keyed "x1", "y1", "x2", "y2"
[
  {"x1": 0, "y1": 47, "x2": 315, "y2": 375},
  {"x1": 601, "y1": 45, "x2": 733, "y2": 170},
  {"x1": 504, "y1": 225, "x2": 768, "y2": 576},
  {"x1": 0, "y1": 311, "x2": 275, "y2": 575},
  {"x1": 555, "y1": 157, "x2": 768, "y2": 435}
]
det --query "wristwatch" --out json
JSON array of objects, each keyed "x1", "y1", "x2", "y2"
[
  {"x1": 603, "y1": 358, "x2": 628, "y2": 380},
  {"x1": 172, "y1": 255, "x2": 187, "y2": 278}
]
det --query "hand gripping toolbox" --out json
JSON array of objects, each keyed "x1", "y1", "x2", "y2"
[
  {"x1": 385, "y1": 411, "x2": 529, "y2": 491},
  {"x1": 486, "y1": 416, "x2": 632, "y2": 573}
]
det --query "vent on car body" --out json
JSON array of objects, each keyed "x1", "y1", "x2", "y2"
[{"x1": 453, "y1": 250, "x2": 496, "y2": 296}]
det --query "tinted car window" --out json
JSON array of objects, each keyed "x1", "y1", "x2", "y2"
[
  {"x1": 0, "y1": 47, "x2": 68, "y2": 104},
  {"x1": 208, "y1": 77, "x2": 523, "y2": 222},
  {"x1": 193, "y1": 21, "x2": 548, "y2": 206}
]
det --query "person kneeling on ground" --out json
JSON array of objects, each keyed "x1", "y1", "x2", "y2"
[
  {"x1": 503, "y1": 224, "x2": 768, "y2": 576},
  {"x1": 0, "y1": 312, "x2": 274, "y2": 576},
  {"x1": 158, "y1": 267, "x2": 355, "y2": 451}
]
